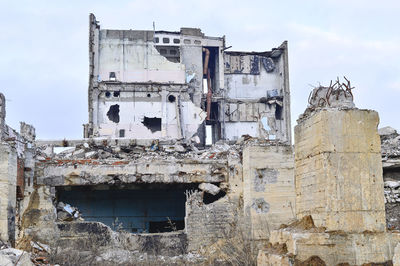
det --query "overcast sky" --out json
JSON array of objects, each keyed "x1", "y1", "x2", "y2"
[{"x1": 1, "y1": 0, "x2": 399, "y2": 140}]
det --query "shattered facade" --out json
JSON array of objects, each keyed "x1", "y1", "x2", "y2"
[
  {"x1": 84, "y1": 14, "x2": 291, "y2": 144},
  {"x1": 1, "y1": 13, "x2": 400, "y2": 266}
]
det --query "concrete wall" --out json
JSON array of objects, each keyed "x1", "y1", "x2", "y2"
[
  {"x1": 98, "y1": 30, "x2": 185, "y2": 83},
  {"x1": 222, "y1": 42, "x2": 291, "y2": 143},
  {"x1": 94, "y1": 89, "x2": 205, "y2": 139},
  {"x1": 295, "y1": 109, "x2": 386, "y2": 232},
  {"x1": 242, "y1": 144, "x2": 295, "y2": 239}
]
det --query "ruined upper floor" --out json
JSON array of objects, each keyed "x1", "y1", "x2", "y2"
[{"x1": 85, "y1": 14, "x2": 291, "y2": 145}]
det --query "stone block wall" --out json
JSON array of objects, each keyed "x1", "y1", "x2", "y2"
[
  {"x1": 294, "y1": 109, "x2": 386, "y2": 232},
  {"x1": 242, "y1": 144, "x2": 295, "y2": 239}
]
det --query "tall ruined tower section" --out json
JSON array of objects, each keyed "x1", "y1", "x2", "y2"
[{"x1": 295, "y1": 105, "x2": 386, "y2": 232}]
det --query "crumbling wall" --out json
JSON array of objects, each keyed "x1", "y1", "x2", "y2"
[
  {"x1": 98, "y1": 30, "x2": 185, "y2": 83},
  {"x1": 93, "y1": 83, "x2": 206, "y2": 139},
  {"x1": 222, "y1": 42, "x2": 291, "y2": 143},
  {"x1": 185, "y1": 191, "x2": 236, "y2": 252},
  {"x1": 242, "y1": 144, "x2": 295, "y2": 239}
]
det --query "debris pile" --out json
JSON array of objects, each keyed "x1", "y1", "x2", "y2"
[
  {"x1": 57, "y1": 202, "x2": 82, "y2": 221},
  {"x1": 298, "y1": 77, "x2": 356, "y2": 122},
  {"x1": 379, "y1": 126, "x2": 400, "y2": 159},
  {"x1": 384, "y1": 181, "x2": 400, "y2": 204}
]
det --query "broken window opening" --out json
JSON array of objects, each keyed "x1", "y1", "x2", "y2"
[
  {"x1": 109, "y1": 72, "x2": 116, "y2": 81},
  {"x1": 119, "y1": 129, "x2": 125, "y2": 137},
  {"x1": 203, "y1": 190, "x2": 226, "y2": 204},
  {"x1": 205, "y1": 125, "x2": 213, "y2": 145},
  {"x1": 105, "y1": 91, "x2": 111, "y2": 98},
  {"x1": 56, "y1": 184, "x2": 196, "y2": 234},
  {"x1": 275, "y1": 105, "x2": 283, "y2": 120},
  {"x1": 107, "y1": 104, "x2": 120, "y2": 123},
  {"x1": 168, "y1": 95, "x2": 176, "y2": 103},
  {"x1": 203, "y1": 78, "x2": 208, "y2": 93},
  {"x1": 113, "y1": 91, "x2": 120, "y2": 97},
  {"x1": 204, "y1": 102, "x2": 219, "y2": 122},
  {"x1": 202, "y1": 46, "x2": 219, "y2": 91},
  {"x1": 142, "y1": 117, "x2": 161, "y2": 133}
]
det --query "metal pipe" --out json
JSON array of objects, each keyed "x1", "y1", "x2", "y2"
[
  {"x1": 202, "y1": 48, "x2": 210, "y2": 75},
  {"x1": 203, "y1": 48, "x2": 212, "y2": 121},
  {"x1": 206, "y1": 69, "x2": 212, "y2": 120}
]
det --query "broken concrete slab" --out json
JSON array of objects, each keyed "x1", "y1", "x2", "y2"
[{"x1": 198, "y1": 183, "x2": 220, "y2": 195}]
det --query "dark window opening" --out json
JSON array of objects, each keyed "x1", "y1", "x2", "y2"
[
  {"x1": 105, "y1": 91, "x2": 111, "y2": 98},
  {"x1": 113, "y1": 91, "x2": 120, "y2": 97},
  {"x1": 170, "y1": 49, "x2": 177, "y2": 55},
  {"x1": 154, "y1": 37, "x2": 159, "y2": 43},
  {"x1": 162, "y1": 37, "x2": 170, "y2": 43},
  {"x1": 147, "y1": 93, "x2": 151, "y2": 98},
  {"x1": 142, "y1": 117, "x2": 161, "y2": 132},
  {"x1": 203, "y1": 190, "x2": 226, "y2": 205},
  {"x1": 160, "y1": 48, "x2": 167, "y2": 55},
  {"x1": 149, "y1": 220, "x2": 184, "y2": 233},
  {"x1": 173, "y1": 38, "x2": 180, "y2": 44},
  {"x1": 202, "y1": 46, "x2": 219, "y2": 94},
  {"x1": 56, "y1": 184, "x2": 196, "y2": 233},
  {"x1": 204, "y1": 101, "x2": 219, "y2": 122},
  {"x1": 119, "y1": 129, "x2": 125, "y2": 138},
  {"x1": 168, "y1": 95, "x2": 176, "y2": 103},
  {"x1": 109, "y1": 72, "x2": 116, "y2": 81},
  {"x1": 107, "y1": 104, "x2": 120, "y2": 123},
  {"x1": 275, "y1": 105, "x2": 283, "y2": 120}
]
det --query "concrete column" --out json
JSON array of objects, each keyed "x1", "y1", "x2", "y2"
[
  {"x1": 0, "y1": 143, "x2": 17, "y2": 245},
  {"x1": 294, "y1": 109, "x2": 386, "y2": 232}
]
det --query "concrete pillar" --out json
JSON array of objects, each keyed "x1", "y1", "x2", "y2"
[
  {"x1": 242, "y1": 144, "x2": 295, "y2": 239},
  {"x1": 0, "y1": 143, "x2": 17, "y2": 245},
  {"x1": 294, "y1": 109, "x2": 386, "y2": 232}
]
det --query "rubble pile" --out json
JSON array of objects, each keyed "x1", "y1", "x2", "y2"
[
  {"x1": 56, "y1": 202, "x2": 82, "y2": 222},
  {"x1": 0, "y1": 239, "x2": 35, "y2": 266},
  {"x1": 379, "y1": 126, "x2": 400, "y2": 158},
  {"x1": 35, "y1": 135, "x2": 284, "y2": 166},
  {"x1": 384, "y1": 181, "x2": 400, "y2": 204}
]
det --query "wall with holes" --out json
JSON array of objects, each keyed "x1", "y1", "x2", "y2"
[{"x1": 96, "y1": 90, "x2": 206, "y2": 139}]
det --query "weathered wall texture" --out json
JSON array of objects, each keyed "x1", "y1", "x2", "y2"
[
  {"x1": 242, "y1": 144, "x2": 295, "y2": 239},
  {"x1": 267, "y1": 228, "x2": 400, "y2": 265},
  {"x1": 295, "y1": 109, "x2": 386, "y2": 232},
  {"x1": 0, "y1": 143, "x2": 17, "y2": 244},
  {"x1": 185, "y1": 192, "x2": 236, "y2": 252}
]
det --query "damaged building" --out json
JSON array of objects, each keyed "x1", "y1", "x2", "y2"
[
  {"x1": 84, "y1": 13, "x2": 291, "y2": 144},
  {"x1": 1, "y1": 13, "x2": 400, "y2": 266}
]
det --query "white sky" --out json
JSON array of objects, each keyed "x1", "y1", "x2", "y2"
[{"x1": 1, "y1": 0, "x2": 399, "y2": 139}]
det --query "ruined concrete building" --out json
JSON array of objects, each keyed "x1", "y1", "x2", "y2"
[
  {"x1": 1, "y1": 13, "x2": 400, "y2": 266},
  {"x1": 84, "y1": 14, "x2": 291, "y2": 144}
]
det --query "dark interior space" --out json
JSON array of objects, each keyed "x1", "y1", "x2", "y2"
[
  {"x1": 57, "y1": 184, "x2": 197, "y2": 233},
  {"x1": 142, "y1": 117, "x2": 162, "y2": 132},
  {"x1": 106, "y1": 104, "x2": 120, "y2": 123}
]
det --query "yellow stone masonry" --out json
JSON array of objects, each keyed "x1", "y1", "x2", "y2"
[{"x1": 295, "y1": 109, "x2": 386, "y2": 232}]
